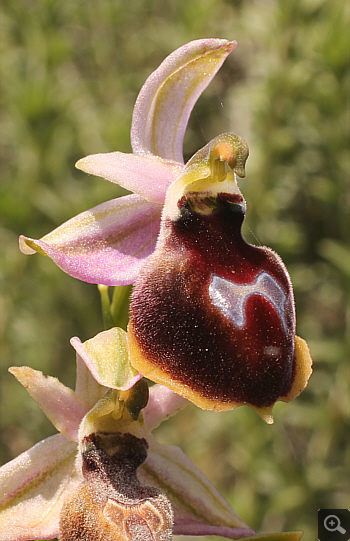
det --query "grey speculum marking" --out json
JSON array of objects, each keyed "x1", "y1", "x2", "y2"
[{"x1": 209, "y1": 271, "x2": 288, "y2": 332}]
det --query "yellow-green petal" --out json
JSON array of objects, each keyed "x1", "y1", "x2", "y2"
[{"x1": 71, "y1": 328, "x2": 142, "y2": 392}]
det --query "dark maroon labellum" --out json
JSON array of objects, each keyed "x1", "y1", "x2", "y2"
[
  {"x1": 128, "y1": 134, "x2": 312, "y2": 421},
  {"x1": 129, "y1": 193, "x2": 296, "y2": 415}
]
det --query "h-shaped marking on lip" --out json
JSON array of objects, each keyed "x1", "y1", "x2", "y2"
[{"x1": 209, "y1": 271, "x2": 288, "y2": 332}]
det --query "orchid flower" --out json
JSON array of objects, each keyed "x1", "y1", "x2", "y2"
[
  {"x1": 18, "y1": 37, "x2": 312, "y2": 421},
  {"x1": 19, "y1": 39, "x2": 236, "y2": 287},
  {"x1": 2, "y1": 326, "x2": 300, "y2": 541},
  {"x1": 8, "y1": 36, "x2": 312, "y2": 540}
]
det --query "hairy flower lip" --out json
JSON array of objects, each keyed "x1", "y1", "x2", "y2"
[
  {"x1": 59, "y1": 431, "x2": 174, "y2": 541},
  {"x1": 128, "y1": 134, "x2": 313, "y2": 422}
]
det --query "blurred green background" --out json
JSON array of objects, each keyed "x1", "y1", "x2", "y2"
[{"x1": 0, "y1": 0, "x2": 349, "y2": 539}]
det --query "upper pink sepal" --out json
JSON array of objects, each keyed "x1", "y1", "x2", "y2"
[
  {"x1": 19, "y1": 194, "x2": 162, "y2": 286},
  {"x1": 76, "y1": 152, "x2": 181, "y2": 204},
  {"x1": 9, "y1": 367, "x2": 90, "y2": 442},
  {"x1": 0, "y1": 434, "x2": 79, "y2": 541},
  {"x1": 20, "y1": 39, "x2": 237, "y2": 286},
  {"x1": 131, "y1": 38, "x2": 237, "y2": 162}
]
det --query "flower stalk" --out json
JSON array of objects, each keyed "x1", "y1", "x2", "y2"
[{"x1": 98, "y1": 285, "x2": 115, "y2": 330}]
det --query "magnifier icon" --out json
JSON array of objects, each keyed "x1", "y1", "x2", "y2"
[{"x1": 324, "y1": 514, "x2": 346, "y2": 534}]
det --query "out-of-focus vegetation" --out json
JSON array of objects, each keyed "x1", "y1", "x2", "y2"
[{"x1": 0, "y1": 0, "x2": 348, "y2": 539}]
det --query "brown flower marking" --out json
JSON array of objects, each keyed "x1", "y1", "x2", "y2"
[{"x1": 59, "y1": 433, "x2": 173, "y2": 540}]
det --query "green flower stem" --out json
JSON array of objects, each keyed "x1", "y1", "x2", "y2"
[
  {"x1": 111, "y1": 285, "x2": 132, "y2": 329},
  {"x1": 98, "y1": 285, "x2": 114, "y2": 330}
]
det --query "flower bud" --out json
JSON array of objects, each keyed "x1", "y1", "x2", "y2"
[
  {"x1": 59, "y1": 432, "x2": 173, "y2": 540},
  {"x1": 128, "y1": 133, "x2": 312, "y2": 423}
]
